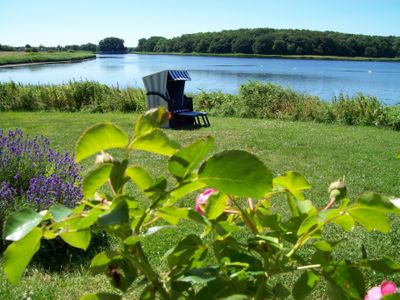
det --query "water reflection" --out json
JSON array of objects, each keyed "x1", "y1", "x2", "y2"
[{"x1": 0, "y1": 54, "x2": 399, "y2": 104}]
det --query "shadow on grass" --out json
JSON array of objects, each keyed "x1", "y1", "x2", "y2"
[{"x1": 29, "y1": 231, "x2": 113, "y2": 273}]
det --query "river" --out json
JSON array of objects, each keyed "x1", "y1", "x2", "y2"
[{"x1": 0, "y1": 54, "x2": 399, "y2": 105}]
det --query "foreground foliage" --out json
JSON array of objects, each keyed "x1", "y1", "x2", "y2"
[{"x1": 2, "y1": 108, "x2": 400, "y2": 299}]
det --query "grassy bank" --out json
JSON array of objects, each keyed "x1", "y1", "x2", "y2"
[
  {"x1": 1, "y1": 81, "x2": 400, "y2": 131},
  {"x1": 132, "y1": 51, "x2": 400, "y2": 62},
  {"x1": 0, "y1": 51, "x2": 95, "y2": 66},
  {"x1": 0, "y1": 112, "x2": 399, "y2": 298}
]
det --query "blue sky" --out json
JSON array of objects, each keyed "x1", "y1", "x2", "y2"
[{"x1": 1, "y1": 0, "x2": 399, "y2": 47}]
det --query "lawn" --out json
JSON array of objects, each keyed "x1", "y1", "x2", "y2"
[{"x1": 1, "y1": 112, "x2": 400, "y2": 299}]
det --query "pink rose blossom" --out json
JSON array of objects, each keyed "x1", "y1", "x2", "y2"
[
  {"x1": 381, "y1": 281, "x2": 397, "y2": 295},
  {"x1": 365, "y1": 281, "x2": 397, "y2": 300},
  {"x1": 195, "y1": 189, "x2": 217, "y2": 214}
]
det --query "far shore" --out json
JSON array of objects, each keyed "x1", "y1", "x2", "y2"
[
  {"x1": 0, "y1": 57, "x2": 96, "y2": 68},
  {"x1": 131, "y1": 51, "x2": 400, "y2": 62}
]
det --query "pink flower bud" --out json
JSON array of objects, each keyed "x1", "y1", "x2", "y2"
[
  {"x1": 365, "y1": 281, "x2": 398, "y2": 300},
  {"x1": 195, "y1": 189, "x2": 217, "y2": 214},
  {"x1": 381, "y1": 281, "x2": 397, "y2": 295}
]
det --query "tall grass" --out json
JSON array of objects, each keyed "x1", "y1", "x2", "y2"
[
  {"x1": 0, "y1": 81, "x2": 146, "y2": 113},
  {"x1": 1, "y1": 80, "x2": 399, "y2": 130},
  {"x1": 194, "y1": 81, "x2": 400, "y2": 130},
  {"x1": 0, "y1": 51, "x2": 95, "y2": 66}
]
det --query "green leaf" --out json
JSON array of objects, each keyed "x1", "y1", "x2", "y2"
[
  {"x1": 167, "y1": 235, "x2": 207, "y2": 273},
  {"x1": 348, "y1": 208, "x2": 389, "y2": 233},
  {"x1": 170, "y1": 181, "x2": 206, "y2": 201},
  {"x1": 297, "y1": 212, "x2": 326, "y2": 236},
  {"x1": 90, "y1": 250, "x2": 121, "y2": 275},
  {"x1": 292, "y1": 270, "x2": 320, "y2": 300},
  {"x1": 125, "y1": 166, "x2": 153, "y2": 193},
  {"x1": 83, "y1": 164, "x2": 113, "y2": 198},
  {"x1": 205, "y1": 192, "x2": 229, "y2": 220},
  {"x1": 129, "y1": 129, "x2": 180, "y2": 156},
  {"x1": 49, "y1": 204, "x2": 73, "y2": 222},
  {"x1": 198, "y1": 150, "x2": 273, "y2": 198},
  {"x1": 357, "y1": 192, "x2": 399, "y2": 213},
  {"x1": 296, "y1": 199, "x2": 317, "y2": 215},
  {"x1": 273, "y1": 171, "x2": 311, "y2": 200},
  {"x1": 60, "y1": 230, "x2": 91, "y2": 250},
  {"x1": 168, "y1": 137, "x2": 214, "y2": 179},
  {"x1": 99, "y1": 200, "x2": 129, "y2": 226},
  {"x1": 157, "y1": 206, "x2": 189, "y2": 225},
  {"x1": 123, "y1": 236, "x2": 141, "y2": 246},
  {"x1": 368, "y1": 257, "x2": 400, "y2": 274},
  {"x1": 4, "y1": 227, "x2": 42, "y2": 284},
  {"x1": 273, "y1": 283, "x2": 291, "y2": 299},
  {"x1": 80, "y1": 293, "x2": 122, "y2": 300},
  {"x1": 178, "y1": 267, "x2": 218, "y2": 284},
  {"x1": 313, "y1": 240, "x2": 332, "y2": 252},
  {"x1": 332, "y1": 213, "x2": 355, "y2": 232},
  {"x1": 134, "y1": 107, "x2": 169, "y2": 137},
  {"x1": 76, "y1": 123, "x2": 128, "y2": 162},
  {"x1": 144, "y1": 226, "x2": 173, "y2": 236},
  {"x1": 4, "y1": 208, "x2": 44, "y2": 241},
  {"x1": 110, "y1": 160, "x2": 129, "y2": 193},
  {"x1": 219, "y1": 295, "x2": 249, "y2": 300},
  {"x1": 75, "y1": 208, "x2": 103, "y2": 230},
  {"x1": 328, "y1": 263, "x2": 365, "y2": 299}
]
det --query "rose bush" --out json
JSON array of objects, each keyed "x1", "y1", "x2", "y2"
[{"x1": 2, "y1": 108, "x2": 400, "y2": 299}]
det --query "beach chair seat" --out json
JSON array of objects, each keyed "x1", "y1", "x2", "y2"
[{"x1": 143, "y1": 70, "x2": 211, "y2": 128}]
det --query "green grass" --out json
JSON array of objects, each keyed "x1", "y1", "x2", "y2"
[
  {"x1": 0, "y1": 51, "x2": 95, "y2": 66},
  {"x1": 1, "y1": 112, "x2": 400, "y2": 298},
  {"x1": 132, "y1": 51, "x2": 400, "y2": 62}
]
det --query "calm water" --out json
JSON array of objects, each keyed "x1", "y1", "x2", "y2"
[{"x1": 1, "y1": 54, "x2": 400, "y2": 105}]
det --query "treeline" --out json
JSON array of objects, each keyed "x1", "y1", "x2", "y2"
[
  {"x1": 0, "y1": 37, "x2": 128, "y2": 54},
  {"x1": 135, "y1": 28, "x2": 400, "y2": 58}
]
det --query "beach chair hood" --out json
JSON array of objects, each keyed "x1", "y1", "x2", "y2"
[{"x1": 143, "y1": 70, "x2": 191, "y2": 110}]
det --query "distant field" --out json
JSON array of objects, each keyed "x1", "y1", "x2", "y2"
[{"x1": 0, "y1": 51, "x2": 95, "y2": 66}]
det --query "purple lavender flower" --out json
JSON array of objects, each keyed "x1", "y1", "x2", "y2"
[{"x1": 0, "y1": 129, "x2": 82, "y2": 211}]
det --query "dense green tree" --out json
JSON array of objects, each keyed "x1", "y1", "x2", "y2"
[
  {"x1": 80, "y1": 43, "x2": 97, "y2": 52},
  {"x1": 232, "y1": 36, "x2": 253, "y2": 54},
  {"x1": 135, "y1": 28, "x2": 399, "y2": 58},
  {"x1": 253, "y1": 34, "x2": 274, "y2": 54},
  {"x1": 136, "y1": 36, "x2": 165, "y2": 52},
  {"x1": 364, "y1": 46, "x2": 378, "y2": 57},
  {"x1": 98, "y1": 37, "x2": 126, "y2": 53}
]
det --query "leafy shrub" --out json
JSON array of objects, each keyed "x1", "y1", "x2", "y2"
[
  {"x1": 332, "y1": 93, "x2": 385, "y2": 126},
  {"x1": 194, "y1": 90, "x2": 238, "y2": 117},
  {"x1": 0, "y1": 129, "x2": 82, "y2": 238},
  {"x1": 3, "y1": 108, "x2": 399, "y2": 299}
]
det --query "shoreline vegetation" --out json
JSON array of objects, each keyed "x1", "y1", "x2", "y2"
[
  {"x1": 0, "y1": 81, "x2": 399, "y2": 131},
  {"x1": 0, "y1": 51, "x2": 96, "y2": 67},
  {"x1": 132, "y1": 51, "x2": 400, "y2": 62}
]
